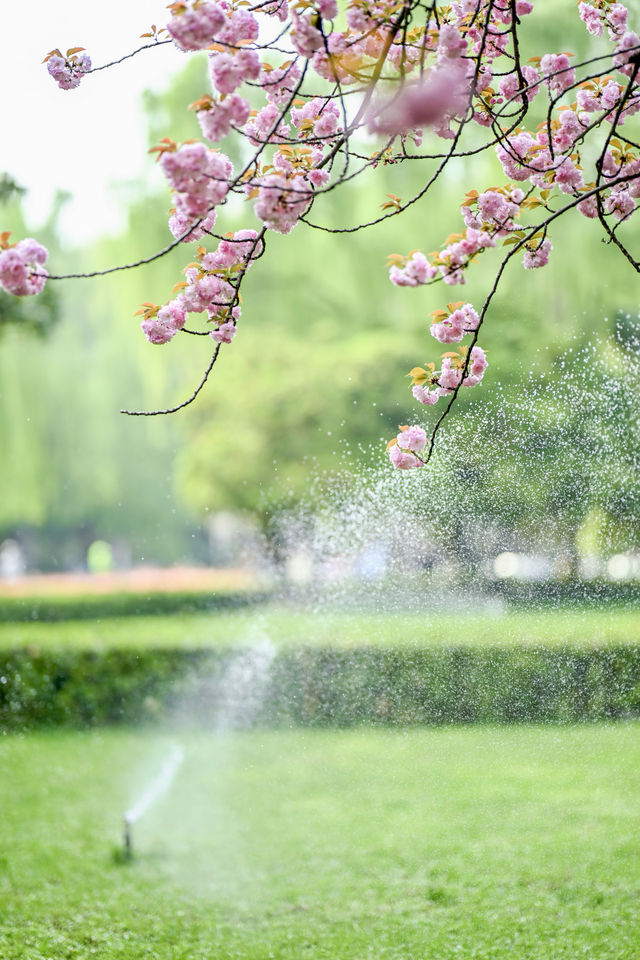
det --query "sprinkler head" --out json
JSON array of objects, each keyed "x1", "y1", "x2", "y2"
[{"x1": 123, "y1": 815, "x2": 133, "y2": 860}]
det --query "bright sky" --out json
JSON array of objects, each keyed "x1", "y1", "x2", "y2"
[{"x1": 1, "y1": 1, "x2": 185, "y2": 245}]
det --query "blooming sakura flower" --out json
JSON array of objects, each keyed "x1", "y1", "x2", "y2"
[
  {"x1": 605, "y1": 187, "x2": 635, "y2": 220},
  {"x1": 202, "y1": 229, "x2": 264, "y2": 270},
  {"x1": 389, "y1": 252, "x2": 436, "y2": 287},
  {"x1": 614, "y1": 32, "x2": 640, "y2": 77},
  {"x1": 496, "y1": 131, "x2": 537, "y2": 180},
  {"x1": 260, "y1": 61, "x2": 302, "y2": 105},
  {"x1": 160, "y1": 143, "x2": 233, "y2": 231},
  {"x1": 431, "y1": 316, "x2": 466, "y2": 343},
  {"x1": 387, "y1": 38, "x2": 424, "y2": 76},
  {"x1": 431, "y1": 304, "x2": 479, "y2": 344},
  {"x1": 433, "y1": 228, "x2": 495, "y2": 286},
  {"x1": 46, "y1": 50, "x2": 91, "y2": 90},
  {"x1": 141, "y1": 299, "x2": 186, "y2": 345},
  {"x1": 210, "y1": 321, "x2": 237, "y2": 343},
  {"x1": 437, "y1": 23, "x2": 468, "y2": 60},
  {"x1": 0, "y1": 238, "x2": 48, "y2": 296},
  {"x1": 306, "y1": 168, "x2": 330, "y2": 188},
  {"x1": 167, "y1": 0, "x2": 225, "y2": 51},
  {"x1": 477, "y1": 190, "x2": 510, "y2": 223},
  {"x1": 261, "y1": 0, "x2": 289, "y2": 21},
  {"x1": 183, "y1": 272, "x2": 235, "y2": 313},
  {"x1": 372, "y1": 61, "x2": 471, "y2": 139},
  {"x1": 254, "y1": 174, "x2": 312, "y2": 233},
  {"x1": 412, "y1": 384, "x2": 440, "y2": 405},
  {"x1": 245, "y1": 103, "x2": 290, "y2": 145},
  {"x1": 291, "y1": 13, "x2": 324, "y2": 58},
  {"x1": 389, "y1": 444, "x2": 424, "y2": 469},
  {"x1": 523, "y1": 238, "x2": 552, "y2": 269},
  {"x1": 552, "y1": 109, "x2": 587, "y2": 152},
  {"x1": 168, "y1": 210, "x2": 217, "y2": 242},
  {"x1": 578, "y1": 3, "x2": 603, "y2": 36},
  {"x1": 437, "y1": 357, "x2": 463, "y2": 393},
  {"x1": 540, "y1": 53, "x2": 575, "y2": 96},
  {"x1": 209, "y1": 49, "x2": 261, "y2": 95},
  {"x1": 197, "y1": 94, "x2": 250, "y2": 142},
  {"x1": 141, "y1": 316, "x2": 177, "y2": 345},
  {"x1": 462, "y1": 345, "x2": 488, "y2": 386},
  {"x1": 217, "y1": 9, "x2": 259, "y2": 46},
  {"x1": 499, "y1": 65, "x2": 540, "y2": 104},
  {"x1": 291, "y1": 98, "x2": 342, "y2": 140},
  {"x1": 577, "y1": 81, "x2": 621, "y2": 114},
  {"x1": 316, "y1": 0, "x2": 338, "y2": 17},
  {"x1": 554, "y1": 157, "x2": 584, "y2": 193},
  {"x1": 397, "y1": 425, "x2": 428, "y2": 452},
  {"x1": 607, "y1": 4, "x2": 628, "y2": 38},
  {"x1": 577, "y1": 195, "x2": 598, "y2": 218},
  {"x1": 312, "y1": 30, "x2": 364, "y2": 83}
]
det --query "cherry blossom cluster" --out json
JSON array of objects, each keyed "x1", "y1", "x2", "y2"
[
  {"x1": 138, "y1": 229, "x2": 262, "y2": 345},
  {"x1": 43, "y1": 47, "x2": 92, "y2": 89},
  {"x1": 0, "y1": 236, "x2": 48, "y2": 297},
  {"x1": 152, "y1": 139, "x2": 233, "y2": 241}
]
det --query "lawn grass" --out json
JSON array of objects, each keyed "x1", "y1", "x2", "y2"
[
  {"x1": 2, "y1": 725, "x2": 639, "y2": 959},
  {"x1": 0, "y1": 604, "x2": 639, "y2": 651}
]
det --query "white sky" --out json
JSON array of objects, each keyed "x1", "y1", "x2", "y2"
[{"x1": 1, "y1": 1, "x2": 186, "y2": 245}]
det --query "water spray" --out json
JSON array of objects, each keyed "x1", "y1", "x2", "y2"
[{"x1": 122, "y1": 744, "x2": 184, "y2": 859}]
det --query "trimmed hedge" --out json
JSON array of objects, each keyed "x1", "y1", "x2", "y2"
[
  {"x1": 0, "y1": 590, "x2": 267, "y2": 623},
  {"x1": 2, "y1": 645, "x2": 640, "y2": 729},
  {"x1": 492, "y1": 579, "x2": 640, "y2": 607},
  {"x1": 1, "y1": 580, "x2": 639, "y2": 624}
]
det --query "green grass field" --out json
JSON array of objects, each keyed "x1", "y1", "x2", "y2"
[
  {"x1": 1, "y1": 604, "x2": 640, "y2": 651},
  {"x1": 2, "y1": 725, "x2": 640, "y2": 959}
]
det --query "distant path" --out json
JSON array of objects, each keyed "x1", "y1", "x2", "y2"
[{"x1": 0, "y1": 565, "x2": 257, "y2": 597}]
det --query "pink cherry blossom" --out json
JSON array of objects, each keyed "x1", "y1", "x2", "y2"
[
  {"x1": 197, "y1": 94, "x2": 250, "y2": 142},
  {"x1": 397, "y1": 425, "x2": 428, "y2": 452},
  {"x1": 553, "y1": 157, "x2": 584, "y2": 193},
  {"x1": 608, "y1": 4, "x2": 629, "y2": 38},
  {"x1": 161, "y1": 143, "x2": 233, "y2": 227},
  {"x1": 167, "y1": 1, "x2": 225, "y2": 51},
  {"x1": 46, "y1": 50, "x2": 91, "y2": 90},
  {"x1": 462, "y1": 345, "x2": 488, "y2": 386},
  {"x1": 540, "y1": 53, "x2": 575, "y2": 96},
  {"x1": 209, "y1": 48, "x2": 261, "y2": 95},
  {"x1": 523, "y1": 238, "x2": 552, "y2": 269},
  {"x1": 254, "y1": 174, "x2": 312, "y2": 233},
  {"x1": 389, "y1": 252, "x2": 437, "y2": 287},
  {"x1": 577, "y1": 195, "x2": 598, "y2": 218},
  {"x1": 290, "y1": 13, "x2": 324, "y2": 58},
  {"x1": 578, "y1": 3, "x2": 603, "y2": 36},
  {"x1": 389, "y1": 444, "x2": 424, "y2": 469},
  {"x1": 217, "y1": 9, "x2": 259, "y2": 46},
  {"x1": 168, "y1": 210, "x2": 217, "y2": 242},
  {"x1": 438, "y1": 358, "x2": 463, "y2": 393},
  {"x1": 260, "y1": 61, "x2": 302, "y2": 105},
  {"x1": 614, "y1": 31, "x2": 640, "y2": 77},
  {"x1": 210, "y1": 321, "x2": 237, "y2": 343},
  {"x1": 605, "y1": 187, "x2": 635, "y2": 220},
  {"x1": 412, "y1": 384, "x2": 440, "y2": 405},
  {"x1": 496, "y1": 131, "x2": 537, "y2": 180},
  {"x1": 0, "y1": 239, "x2": 48, "y2": 296}
]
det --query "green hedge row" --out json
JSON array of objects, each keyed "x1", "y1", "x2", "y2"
[
  {"x1": 0, "y1": 590, "x2": 267, "y2": 623},
  {"x1": 1, "y1": 579, "x2": 639, "y2": 623},
  {"x1": 2, "y1": 646, "x2": 640, "y2": 729},
  {"x1": 491, "y1": 579, "x2": 640, "y2": 607}
]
